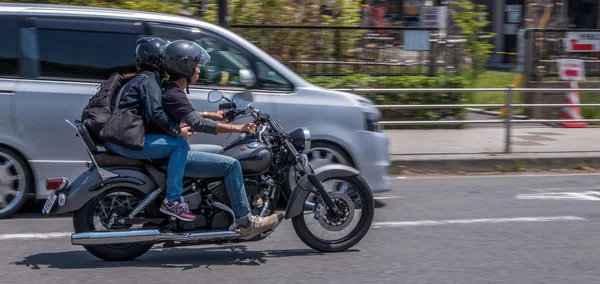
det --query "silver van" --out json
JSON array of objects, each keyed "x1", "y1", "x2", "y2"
[{"x1": 0, "y1": 3, "x2": 391, "y2": 218}]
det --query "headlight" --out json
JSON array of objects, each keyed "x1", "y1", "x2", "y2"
[
  {"x1": 289, "y1": 127, "x2": 311, "y2": 153},
  {"x1": 365, "y1": 112, "x2": 382, "y2": 132}
]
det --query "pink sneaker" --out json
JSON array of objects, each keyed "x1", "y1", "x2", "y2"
[{"x1": 160, "y1": 197, "x2": 196, "y2": 221}]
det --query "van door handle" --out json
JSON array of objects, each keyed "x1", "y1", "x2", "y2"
[{"x1": 0, "y1": 90, "x2": 15, "y2": 96}]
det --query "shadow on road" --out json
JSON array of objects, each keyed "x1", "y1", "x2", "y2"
[
  {"x1": 13, "y1": 245, "x2": 359, "y2": 271},
  {"x1": 374, "y1": 200, "x2": 386, "y2": 208}
]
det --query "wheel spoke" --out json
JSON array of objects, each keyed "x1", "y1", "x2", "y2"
[
  {"x1": 311, "y1": 151, "x2": 322, "y2": 159},
  {"x1": 6, "y1": 175, "x2": 20, "y2": 182},
  {"x1": 0, "y1": 185, "x2": 17, "y2": 197},
  {"x1": 2, "y1": 160, "x2": 13, "y2": 168},
  {"x1": 324, "y1": 152, "x2": 334, "y2": 161}
]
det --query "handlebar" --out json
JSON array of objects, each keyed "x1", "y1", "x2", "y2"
[{"x1": 217, "y1": 101, "x2": 285, "y2": 139}]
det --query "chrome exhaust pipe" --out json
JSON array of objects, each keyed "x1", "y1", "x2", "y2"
[{"x1": 72, "y1": 230, "x2": 239, "y2": 246}]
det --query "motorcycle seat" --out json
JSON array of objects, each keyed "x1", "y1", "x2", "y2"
[{"x1": 94, "y1": 152, "x2": 144, "y2": 167}]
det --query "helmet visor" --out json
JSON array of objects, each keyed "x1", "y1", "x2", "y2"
[{"x1": 190, "y1": 43, "x2": 211, "y2": 67}]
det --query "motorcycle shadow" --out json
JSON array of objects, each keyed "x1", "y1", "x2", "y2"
[{"x1": 14, "y1": 245, "x2": 360, "y2": 271}]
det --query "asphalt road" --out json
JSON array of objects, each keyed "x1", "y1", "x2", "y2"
[{"x1": 4, "y1": 173, "x2": 600, "y2": 284}]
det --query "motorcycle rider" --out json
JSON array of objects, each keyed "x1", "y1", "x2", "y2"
[
  {"x1": 103, "y1": 37, "x2": 197, "y2": 222},
  {"x1": 149, "y1": 39, "x2": 280, "y2": 237}
]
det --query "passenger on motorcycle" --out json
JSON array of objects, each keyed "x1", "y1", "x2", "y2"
[
  {"x1": 149, "y1": 39, "x2": 280, "y2": 237},
  {"x1": 103, "y1": 37, "x2": 196, "y2": 222}
]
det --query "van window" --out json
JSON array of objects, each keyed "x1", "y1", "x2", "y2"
[
  {"x1": 0, "y1": 17, "x2": 19, "y2": 77},
  {"x1": 36, "y1": 29, "x2": 138, "y2": 80},
  {"x1": 151, "y1": 24, "x2": 293, "y2": 91},
  {"x1": 194, "y1": 34, "x2": 293, "y2": 91},
  {"x1": 194, "y1": 35, "x2": 253, "y2": 88}
]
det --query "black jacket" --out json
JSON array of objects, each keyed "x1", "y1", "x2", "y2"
[
  {"x1": 147, "y1": 81, "x2": 218, "y2": 135},
  {"x1": 114, "y1": 71, "x2": 181, "y2": 136}
]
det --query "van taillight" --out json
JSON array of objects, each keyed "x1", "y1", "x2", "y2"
[{"x1": 46, "y1": 178, "x2": 68, "y2": 191}]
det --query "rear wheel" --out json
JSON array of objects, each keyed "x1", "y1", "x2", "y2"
[
  {"x1": 73, "y1": 186, "x2": 157, "y2": 261},
  {"x1": 291, "y1": 175, "x2": 374, "y2": 252}
]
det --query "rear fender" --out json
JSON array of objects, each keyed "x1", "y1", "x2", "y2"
[
  {"x1": 285, "y1": 164, "x2": 360, "y2": 219},
  {"x1": 49, "y1": 167, "x2": 157, "y2": 215}
]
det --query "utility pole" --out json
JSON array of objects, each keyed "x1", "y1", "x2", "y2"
[{"x1": 218, "y1": 0, "x2": 228, "y2": 28}]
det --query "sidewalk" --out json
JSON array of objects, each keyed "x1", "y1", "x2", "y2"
[{"x1": 387, "y1": 127, "x2": 600, "y2": 172}]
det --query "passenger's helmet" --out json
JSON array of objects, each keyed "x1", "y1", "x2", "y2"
[
  {"x1": 134, "y1": 37, "x2": 169, "y2": 72},
  {"x1": 161, "y1": 40, "x2": 211, "y2": 81}
]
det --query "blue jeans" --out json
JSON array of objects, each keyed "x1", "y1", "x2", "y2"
[
  {"x1": 105, "y1": 134, "x2": 189, "y2": 202},
  {"x1": 184, "y1": 144, "x2": 252, "y2": 219}
]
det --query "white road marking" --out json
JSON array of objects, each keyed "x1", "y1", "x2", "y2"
[
  {"x1": 395, "y1": 172, "x2": 600, "y2": 180},
  {"x1": 520, "y1": 186, "x2": 600, "y2": 193},
  {"x1": 0, "y1": 232, "x2": 72, "y2": 240},
  {"x1": 0, "y1": 216, "x2": 587, "y2": 240},
  {"x1": 29, "y1": 160, "x2": 88, "y2": 163},
  {"x1": 374, "y1": 196, "x2": 403, "y2": 200},
  {"x1": 517, "y1": 191, "x2": 600, "y2": 201},
  {"x1": 396, "y1": 176, "x2": 407, "y2": 179},
  {"x1": 372, "y1": 216, "x2": 586, "y2": 229}
]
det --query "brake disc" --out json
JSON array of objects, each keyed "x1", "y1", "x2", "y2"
[{"x1": 318, "y1": 192, "x2": 355, "y2": 232}]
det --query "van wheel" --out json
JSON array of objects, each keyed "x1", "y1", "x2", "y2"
[
  {"x1": 0, "y1": 146, "x2": 34, "y2": 219},
  {"x1": 284, "y1": 141, "x2": 353, "y2": 201}
]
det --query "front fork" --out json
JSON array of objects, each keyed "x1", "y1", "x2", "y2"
[
  {"x1": 285, "y1": 138, "x2": 343, "y2": 218},
  {"x1": 297, "y1": 162, "x2": 343, "y2": 218}
]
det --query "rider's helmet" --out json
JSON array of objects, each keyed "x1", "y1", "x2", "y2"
[
  {"x1": 161, "y1": 40, "x2": 211, "y2": 93},
  {"x1": 134, "y1": 37, "x2": 169, "y2": 73}
]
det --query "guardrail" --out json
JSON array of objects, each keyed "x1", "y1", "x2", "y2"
[{"x1": 333, "y1": 86, "x2": 600, "y2": 153}]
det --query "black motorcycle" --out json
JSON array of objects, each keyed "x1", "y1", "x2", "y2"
[{"x1": 42, "y1": 89, "x2": 375, "y2": 261}]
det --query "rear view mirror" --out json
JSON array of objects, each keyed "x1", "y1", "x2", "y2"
[
  {"x1": 207, "y1": 90, "x2": 224, "y2": 103},
  {"x1": 239, "y1": 69, "x2": 256, "y2": 89}
]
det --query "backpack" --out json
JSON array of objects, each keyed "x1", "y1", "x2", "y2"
[{"x1": 80, "y1": 72, "x2": 128, "y2": 142}]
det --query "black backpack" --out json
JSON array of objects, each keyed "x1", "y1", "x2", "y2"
[{"x1": 80, "y1": 72, "x2": 129, "y2": 142}]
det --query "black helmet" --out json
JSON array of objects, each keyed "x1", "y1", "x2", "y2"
[
  {"x1": 135, "y1": 37, "x2": 169, "y2": 72},
  {"x1": 162, "y1": 40, "x2": 211, "y2": 82}
]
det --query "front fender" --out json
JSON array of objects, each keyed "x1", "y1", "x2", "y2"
[
  {"x1": 285, "y1": 164, "x2": 360, "y2": 219},
  {"x1": 49, "y1": 167, "x2": 157, "y2": 215}
]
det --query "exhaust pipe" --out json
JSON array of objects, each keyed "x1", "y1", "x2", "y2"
[{"x1": 71, "y1": 229, "x2": 239, "y2": 246}]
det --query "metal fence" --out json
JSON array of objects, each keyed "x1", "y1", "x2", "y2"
[
  {"x1": 332, "y1": 86, "x2": 600, "y2": 154},
  {"x1": 529, "y1": 29, "x2": 600, "y2": 80},
  {"x1": 229, "y1": 24, "x2": 462, "y2": 76}
]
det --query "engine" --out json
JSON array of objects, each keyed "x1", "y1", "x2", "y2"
[{"x1": 205, "y1": 176, "x2": 275, "y2": 230}]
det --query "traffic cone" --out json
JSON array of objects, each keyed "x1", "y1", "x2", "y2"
[{"x1": 559, "y1": 81, "x2": 587, "y2": 128}]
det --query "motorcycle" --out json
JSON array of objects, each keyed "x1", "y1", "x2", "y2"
[{"x1": 42, "y1": 88, "x2": 375, "y2": 261}]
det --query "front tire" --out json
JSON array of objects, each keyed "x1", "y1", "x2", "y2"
[
  {"x1": 73, "y1": 186, "x2": 156, "y2": 261},
  {"x1": 291, "y1": 175, "x2": 374, "y2": 252}
]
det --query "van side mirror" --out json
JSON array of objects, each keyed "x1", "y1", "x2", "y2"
[{"x1": 239, "y1": 69, "x2": 256, "y2": 89}]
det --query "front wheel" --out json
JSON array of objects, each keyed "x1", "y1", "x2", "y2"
[{"x1": 291, "y1": 175, "x2": 374, "y2": 252}]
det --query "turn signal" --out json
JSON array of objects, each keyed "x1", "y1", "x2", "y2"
[{"x1": 46, "y1": 178, "x2": 68, "y2": 191}]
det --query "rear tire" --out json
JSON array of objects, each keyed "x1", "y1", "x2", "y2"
[
  {"x1": 73, "y1": 186, "x2": 155, "y2": 261},
  {"x1": 291, "y1": 176, "x2": 374, "y2": 252}
]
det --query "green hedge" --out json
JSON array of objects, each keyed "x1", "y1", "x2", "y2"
[{"x1": 304, "y1": 75, "x2": 468, "y2": 129}]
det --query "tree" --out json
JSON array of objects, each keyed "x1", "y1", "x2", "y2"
[
  {"x1": 449, "y1": 0, "x2": 494, "y2": 83},
  {"x1": 6, "y1": 0, "x2": 190, "y2": 15},
  {"x1": 202, "y1": 0, "x2": 362, "y2": 62}
]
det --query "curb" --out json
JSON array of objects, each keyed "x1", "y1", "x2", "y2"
[{"x1": 390, "y1": 154, "x2": 600, "y2": 173}]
